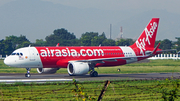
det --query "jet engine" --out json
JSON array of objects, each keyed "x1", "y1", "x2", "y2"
[
  {"x1": 67, "y1": 62, "x2": 90, "y2": 76},
  {"x1": 37, "y1": 68, "x2": 60, "y2": 74}
]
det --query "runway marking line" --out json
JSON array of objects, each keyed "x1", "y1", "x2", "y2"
[{"x1": 0, "y1": 79, "x2": 73, "y2": 83}]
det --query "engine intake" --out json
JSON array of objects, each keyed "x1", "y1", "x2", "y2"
[{"x1": 67, "y1": 62, "x2": 90, "y2": 76}]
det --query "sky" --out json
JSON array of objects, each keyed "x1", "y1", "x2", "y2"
[
  {"x1": 42, "y1": 0, "x2": 180, "y2": 14},
  {"x1": 0, "y1": 0, "x2": 180, "y2": 42}
]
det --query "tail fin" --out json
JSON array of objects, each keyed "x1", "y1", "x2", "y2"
[{"x1": 131, "y1": 18, "x2": 159, "y2": 50}]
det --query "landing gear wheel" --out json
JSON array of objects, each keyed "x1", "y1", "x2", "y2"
[
  {"x1": 90, "y1": 71, "x2": 98, "y2": 77},
  {"x1": 25, "y1": 68, "x2": 31, "y2": 78},
  {"x1": 69, "y1": 74, "x2": 75, "y2": 76},
  {"x1": 25, "y1": 73, "x2": 31, "y2": 77}
]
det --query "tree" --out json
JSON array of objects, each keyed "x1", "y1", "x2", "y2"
[
  {"x1": 80, "y1": 32, "x2": 107, "y2": 46},
  {"x1": 102, "y1": 39, "x2": 115, "y2": 46},
  {"x1": 1, "y1": 36, "x2": 29, "y2": 55},
  {"x1": 45, "y1": 28, "x2": 77, "y2": 46},
  {"x1": 116, "y1": 38, "x2": 134, "y2": 46},
  {"x1": 80, "y1": 32, "x2": 98, "y2": 46},
  {"x1": 174, "y1": 37, "x2": 180, "y2": 51},
  {"x1": 0, "y1": 39, "x2": 5, "y2": 55},
  {"x1": 0, "y1": 35, "x2": 30, "y2": 55},
  {"x1": 32, "y1": 39, "x2": 47, "y2": 46},
  {"x1": 16, "y1": 41, "x2": 31, "y2": 49},
  {"x1": 91, "y1": 36, "x2": 99, "y2": 46},
  {"x1": 5, "y1": 35, "x2": 30, "y2": 49},
  {"x1": 2, "y1": 39, "x2": 14, "y2": 55},
  {"x1": 160, "y1": 39, "x2": 172, "y2": 50},
  {"x1": 97, "y1": 32, "x2": 107, "y2": 45}
]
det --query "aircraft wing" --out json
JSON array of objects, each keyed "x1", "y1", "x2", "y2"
[{"x1": 75, "y1": 55, "x2": 150, "y2": 63}]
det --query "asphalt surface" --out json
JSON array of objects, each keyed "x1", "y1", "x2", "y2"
[{"x1": 0, "y1": 73, "x2": 179, "y2": 83}]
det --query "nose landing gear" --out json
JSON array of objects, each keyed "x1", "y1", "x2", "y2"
[{"x1": 25, "y1": 68, "x2": 31, "y2": 77}]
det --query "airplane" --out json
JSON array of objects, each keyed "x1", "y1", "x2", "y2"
[{"x1": 4, "y1": 18, "x2": 162, "y2": 77}]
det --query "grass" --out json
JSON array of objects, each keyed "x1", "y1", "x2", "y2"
[
  {"x1": 0, "y1": 79, "x2": 179, "y2": 100},
  {"x1": 0, "y1": 59, "x2": 180, "y2": 74}
]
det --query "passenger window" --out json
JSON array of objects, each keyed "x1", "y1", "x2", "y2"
[{"x1": 17, "y1": 53, "x2": 20, "y2": 56}]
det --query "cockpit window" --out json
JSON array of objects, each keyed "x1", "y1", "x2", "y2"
[
  {"x1": 17, "y1": 53, "x2": 19, "y2": 55},
  {"x1": 11, "y1": 53, "x2": 23, "y2": 56},
  {"x1": 11, "y1": 53, "x2": 16, "y2": 55},
  {"x1": 20, "y1": 53, "x2": 23, "y2": 56}
]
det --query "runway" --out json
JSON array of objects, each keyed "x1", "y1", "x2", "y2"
[{"x1": 0, "y1": 73, "x2": 179, "y2": 83}]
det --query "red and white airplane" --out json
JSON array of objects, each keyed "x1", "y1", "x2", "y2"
[{"x1": 4, "y1": 18, "x2": 162, "y2": 77}]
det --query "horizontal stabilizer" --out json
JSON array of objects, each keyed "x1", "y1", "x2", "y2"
[{"x1": 157, "y1": 49, "x2": 176, "y2": 53}]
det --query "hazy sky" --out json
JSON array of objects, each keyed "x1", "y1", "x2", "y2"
[
  {"x1": 0, "y1": 0, "x2": 180, "y2": 42},
  {"x1": 42, "y1": 0, "x2": 180, "y2": 14}
]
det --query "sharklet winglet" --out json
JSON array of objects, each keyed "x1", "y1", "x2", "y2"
[{"x1": 152, "y1": 43, "x2": 160, "y2": 55}]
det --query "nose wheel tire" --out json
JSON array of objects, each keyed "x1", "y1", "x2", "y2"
[
  {"x1": 25, "y1": 73, "x2": 31, "y2": 78},
  {"x1": 90, "y1": 71, "x2": 98, "y2": 77},
  {"x1": 25, "y1": 68, "x2": 31, "y2": 78}
]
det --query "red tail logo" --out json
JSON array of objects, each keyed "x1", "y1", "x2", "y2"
[{"x1": 131, "y1": 18, "x2": 159, "y2": 55}]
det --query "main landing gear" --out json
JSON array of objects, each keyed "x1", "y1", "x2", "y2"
[
  {"x1": 25, "y1": 68, "x2": 31, "y2": 77},
  {"x1": 90, "y1": 71, "x2": 98, "y2": 77},
  {"x1": 89, "y1": 64, "x2": 98, "y2": 77}
]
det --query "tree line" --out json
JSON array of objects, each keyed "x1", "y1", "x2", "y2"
[{"x1": 0, "y1": 28, "x2": 178, "y2": 56}]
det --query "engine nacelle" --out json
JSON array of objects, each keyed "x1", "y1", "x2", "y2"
[
  {"x1": 37, "y1": 68, "x2": 60, "y2": 74},
  {"x1": 67, "y1": 62, "x2": 90, "y2": 76}
]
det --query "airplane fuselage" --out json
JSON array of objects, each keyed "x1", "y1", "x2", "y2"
[{"x1": 4, "y1": 46, "x2": 151, "y2": 68}]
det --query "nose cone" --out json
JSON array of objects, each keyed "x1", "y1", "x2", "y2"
[{"x1": 4, "y1": 57, "x2": 11, "y2": 66}]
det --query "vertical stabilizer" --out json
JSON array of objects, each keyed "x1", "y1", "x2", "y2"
[{"x1": 131, "y1": 18, "x2": 159, "y2": 52}]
